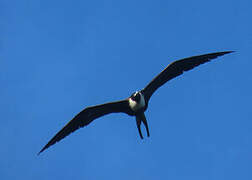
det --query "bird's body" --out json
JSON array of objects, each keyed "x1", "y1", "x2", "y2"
[
  {"x1": 128, "y1": 91, "x2": 146, "y2": 113},
  {"x1": 39, "y1": 51, "x2": 234, "y2": 154}
]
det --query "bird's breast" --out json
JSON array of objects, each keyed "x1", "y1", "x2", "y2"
[{"x1": 129, "y1": 93, "x2": 146, "y2": 112}]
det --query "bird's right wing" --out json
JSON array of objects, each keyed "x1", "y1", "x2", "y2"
[
  {"x1": 38, "y1": 99, "x2": 131, "y2": 154},
  {"x1": 142, "y1": 51, "x2": 234, "y2": 102}
]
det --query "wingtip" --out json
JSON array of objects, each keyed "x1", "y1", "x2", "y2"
[
  {"x1": 37, "y1": 149, "x2": 43, "y2": 156},
  {"x1": 222, "y1": 50, "x2": 235, "y2": 54},
  {"x1": 213, "y1": 50, "x2": 235, "y2": 58},
  {"x1": 37, "y1": 146, "x2": 47, "y2": 156}
]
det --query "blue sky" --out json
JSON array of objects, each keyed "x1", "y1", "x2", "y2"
[{"x1": 1, "y1": 0, "x2": 251, "y2": 179}]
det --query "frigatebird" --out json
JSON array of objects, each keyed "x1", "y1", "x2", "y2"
[{"x1": 39, "y1": 51, "x2": 234, "y2": 154}]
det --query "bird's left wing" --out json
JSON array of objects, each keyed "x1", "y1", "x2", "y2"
[
  {"x1": 38, "y1": 99, "x2": 131, "y2": 154},
  {"x1": 142, "y1": 51, "x2": 234, "y2": 102}
]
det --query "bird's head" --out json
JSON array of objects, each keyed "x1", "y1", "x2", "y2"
[{"x1": 130, "y1": 91, "x2": 141, "y2": 103}]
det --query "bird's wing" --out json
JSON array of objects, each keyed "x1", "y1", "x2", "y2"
[
  {"x1": 142, "y1": 51, "x2": 234, "y2": 102},
  {"x1": 38, "y1": 99, "x2": 131, "y2": 154}
]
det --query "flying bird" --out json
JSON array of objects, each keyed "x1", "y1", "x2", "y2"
[{"x1": 39, "y1": 51, "x2": 234, "y2": 154}]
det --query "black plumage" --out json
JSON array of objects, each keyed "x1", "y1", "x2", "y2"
[{"x1": 39, "y1": 51, "x2": 234, "y2": 154}]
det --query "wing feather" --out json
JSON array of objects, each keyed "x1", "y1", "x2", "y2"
[
  {"x1": 143, "y1": 51, "x2": 234, "y2": 101},
  {"x1": 38, "y1": 99, "x2": 130, "y2": 154}
]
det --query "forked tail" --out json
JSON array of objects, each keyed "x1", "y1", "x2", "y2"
[{"x1": 135, "y1": 112, "x2": 150, "y2": 139}]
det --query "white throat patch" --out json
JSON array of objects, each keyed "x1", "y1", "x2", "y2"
[{"x1": 129, "y1": 92, "x2": 146, "y2": 112}]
